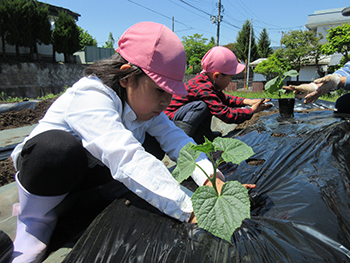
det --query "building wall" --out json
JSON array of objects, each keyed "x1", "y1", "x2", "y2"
[
  {"x1": 0, "y1": 62, "x2": 87, "y2": 99},
  {"x1": 306, "y1": 7, "x2": 350, "y2": 44},
  {"x1": 0, "y1": 38, "x2": 65, "y2": 62},
  {"x1": 253, "y1": 66, "x2": 325, "y2": 83},
  {"x1": 74, "y1": 46, "x2": 115, "y2": 64}
]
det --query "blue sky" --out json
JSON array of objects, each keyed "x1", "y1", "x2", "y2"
[{"x1": 44, "y1": 0, "x2": 349, "y2": 48}]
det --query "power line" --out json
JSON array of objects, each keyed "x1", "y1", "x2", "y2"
[
  {"x1": 127, "y1": 0, "x2": 172, "y2": 20},
  {"x1": 127, "y1": 0, "x2": 193, "y2": 31},
  {"x1": 221, "y1": 20, "x2": 241, "y2": 30},
  {"x1": 168, "y1": 0, "x2": 212, "y2": 22},
  {"x1": 127, "y1": 0, "x2": 245, "y2": 44},
  {"x1": 179, "y1": 0, "x2": 212, "y2": 17}
]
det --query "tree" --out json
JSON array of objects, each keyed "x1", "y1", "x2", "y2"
[
  {"x1": 257, "y1": 28, "x2": 272, "y2": 58},
  {"x1": 5, "y1": 0, "x2": 29, "y2": 58},
  {"x1": 321, "y1": 23, "x2": 350, "y2": 65},
  {"x1": 182, "y1": 33, "x2": 215, "y2": 74},
  {"x1": 224, "y1": 43, "x2": 236, "y2": 54},
  {"x1": 52, "y1": 10, "x2": 80, "y2": 63},
  {"x1": 235, "y1": 20, "x2": 258, "y2": 62},
  {"x1": 253, "y1": 49, "x2": 291, "y2": 81},
  {"x1": 281, "y1": 29, "x2": 322, "y2": 81},
  {"x1": 0, "y1": 0, "x2": 50, "y2": 60},
  {"x1": 102, "y1": 32, "x2": 115, "y2": 49},
  {"x1": 78, "y1": 27, "x2": 97, "y2": 50},
  {"x1": 29, "y1": 1, "x2": 51, "y2": 60},
  {"x1": 0, "y1": 0, "x2": 9, "y2": 57}
]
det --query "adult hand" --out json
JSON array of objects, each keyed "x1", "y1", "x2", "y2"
[
  {"x1": 283, "y1": 83, "x2": 318, "y2": 102},
  {"x1": 307, "y1": 74, "x2": 341, "y2": 103},
  {"x1": 284, "y1": 74, "x2": 340, "y2": 104},
  {"x1": 250, "y1": 98, "x2": 273, "y2": 113}
]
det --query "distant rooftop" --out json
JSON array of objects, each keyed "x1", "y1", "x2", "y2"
[
  {"x1": 306, "y1": 7, "x2": 350, "y2": 30},
  {"x1": 47, "y1": 4, "x2": 80, "y2": 21},
  {"x1": 36, "y1": 1, "x2": 81, "y2": 21}
]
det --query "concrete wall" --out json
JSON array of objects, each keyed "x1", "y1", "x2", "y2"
[
  {"x1": 0, "y1": 62, "x2": 87, "y2": 99},
  {"x1": 74, "y1": 46, "x2": 115, "y2": 64}
]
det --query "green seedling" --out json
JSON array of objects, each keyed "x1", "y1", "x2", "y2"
[
  {"x1": 172, "y1": 137, "x2": 255, "y2": 243},
  {"x1": 265, "y1": 69, "x2": 299, "y2": 96}
]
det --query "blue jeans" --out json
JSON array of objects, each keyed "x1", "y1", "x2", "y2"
[
  {"x1": 172, "y1": 101, "x2": 219, "y2": 143},
  {"x1": 173, "y1": 101, "x2": 210, "y2": 130}
]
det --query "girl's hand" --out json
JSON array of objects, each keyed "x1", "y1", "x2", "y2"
[
  {"x1": 189, "y1": 212, "x2": 197, "y2": 223},
  {"x1": 250, "y1": 99, "x2": 272, "y2": 113},
  {"x1": 243, "y1": 98, "x2": 262, "y2": 106},
  {"x1": 204, "y1": 177, "x2": 225, "y2": 195},
  {"x1": 242, "y1": 184, "x2": 256, "y2": 189}
]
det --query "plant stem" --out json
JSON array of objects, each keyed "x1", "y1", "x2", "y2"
[
  {"x1": 195, "y1": 159, "x2": 219, "y2": 195},
  {"x1": 207, "y1": 153, "x2": 218, "y2": 195}
]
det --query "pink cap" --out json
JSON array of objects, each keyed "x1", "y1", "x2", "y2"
[
  {"x1": 201, "y1": 46, "x2": 245, "y2": 75},
  {"x1": 116, "y1": 22, "x2": 187, "y2": 96}
]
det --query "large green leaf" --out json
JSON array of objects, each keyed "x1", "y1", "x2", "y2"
[
  {"x1": 172, "y1": 142, "x2": 201, "y2": 183},
  {"x1": 191, "y1": 181, "x2": 251, "y2": 243},
  {"x1": 264, "y1": 76, "x2": 280, "y2": 93},
  {"x1": 265, "y1": 70, "x2": 299, "y2": 95},
  {"x1": 191, "y1": 137, "x2": 214, "y2": 154},
  {"x1": 213, "y1": 137, "x2": 254, "y2": 165},
  {"x1": 283, "y1": 69, "x2": 299, "y2": 78}
]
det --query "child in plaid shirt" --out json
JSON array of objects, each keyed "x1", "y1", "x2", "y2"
[{"x1": 165, "y1": 46, "x2": 272, "y2": 143}]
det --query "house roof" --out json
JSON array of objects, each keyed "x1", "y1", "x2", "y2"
[
  {"x1": 305, "y1": 7, "x2": 350, "y2": 31},
  {"x1": 249, "y1": 58, "x2": 267, "y2": 67},
  {"x1": 47, "y1": 4, "x2": 80, "y2": 21},
  {"x1": 36, "y1": 1, "x2": 81, "y2": 21}
]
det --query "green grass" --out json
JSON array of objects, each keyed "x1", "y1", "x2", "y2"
[
  {"x1": 0, "y1": 86, "x2": 345, "y2": 104},
  {"x1": 226, "y1": 90, "x2": 346, "y2": 103},
  {"x1": 0, "y1": 86, "x2": 68, "y2": 103}
]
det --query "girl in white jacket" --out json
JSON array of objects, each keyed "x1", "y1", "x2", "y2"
[{"x1": 10, "y1": 21, "x2": 221, "y2": 263}]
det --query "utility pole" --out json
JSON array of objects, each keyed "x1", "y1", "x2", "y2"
[
  {"x1": 172, "y1": 17, "x2": 174, "y2": 32},
  {"x1": 210, "y1": 0, "x2": 223, "y2": 46},
  {"x1": 216, "y1": 0, "x2": 221, "y2": 46},
  {"x1": 280, "y1": 31, "x2": 284, "y2": 49},
  {"x1": 245, "y1": 19, "x2": 253, "y2": 89}
]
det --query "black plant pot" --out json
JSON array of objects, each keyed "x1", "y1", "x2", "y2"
[{"x1": 278, "y1": 98, "x2": 295, "y2": 118}]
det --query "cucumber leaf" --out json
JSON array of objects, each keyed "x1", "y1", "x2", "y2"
[
  {"x1": 283, "y1": 69, "x2": 299, "y2": 78},
  {"x1": 172, "y1": 142, "x2": 201, "y2": 183},
  {"x1": 213, "y1": 137, "x2": 255, "y2": 165},
  {"x1": 191, "y1": 136, "x2": 214, "y2": 154},
  {"x1": 191, "y1": 181, "x2": 251, "y2": 243}
]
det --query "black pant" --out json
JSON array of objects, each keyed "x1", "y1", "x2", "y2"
[{"x1": 18, "y1": 130, "x2": 164, "y2": 196}]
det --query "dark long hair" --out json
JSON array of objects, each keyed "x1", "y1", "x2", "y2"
[{"x1": 83, "y1": 53, "x2": 145, "y2": 107}]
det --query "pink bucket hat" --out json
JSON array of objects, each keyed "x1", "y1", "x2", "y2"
[
  {"x1": 201, "y1": 46, "x2": 245, "y2": 75},
  {"x1": 116, "y1": 21, "x2": 187, "y2": 96}
]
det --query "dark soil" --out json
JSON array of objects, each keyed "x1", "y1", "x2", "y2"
[
  {"x1": 0, "y1": 99, "x2": 56, "y2": 131},
  {"x1": 0, "y1": 98, "x2": 329, "y2": 187},
  {"x1": 0, "y1": 99, "x2": 56, "y2": 186}
]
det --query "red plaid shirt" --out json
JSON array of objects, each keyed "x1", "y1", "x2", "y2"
[{"x1": 164, "y1": 72, "x2": 253, "y2": 124}]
